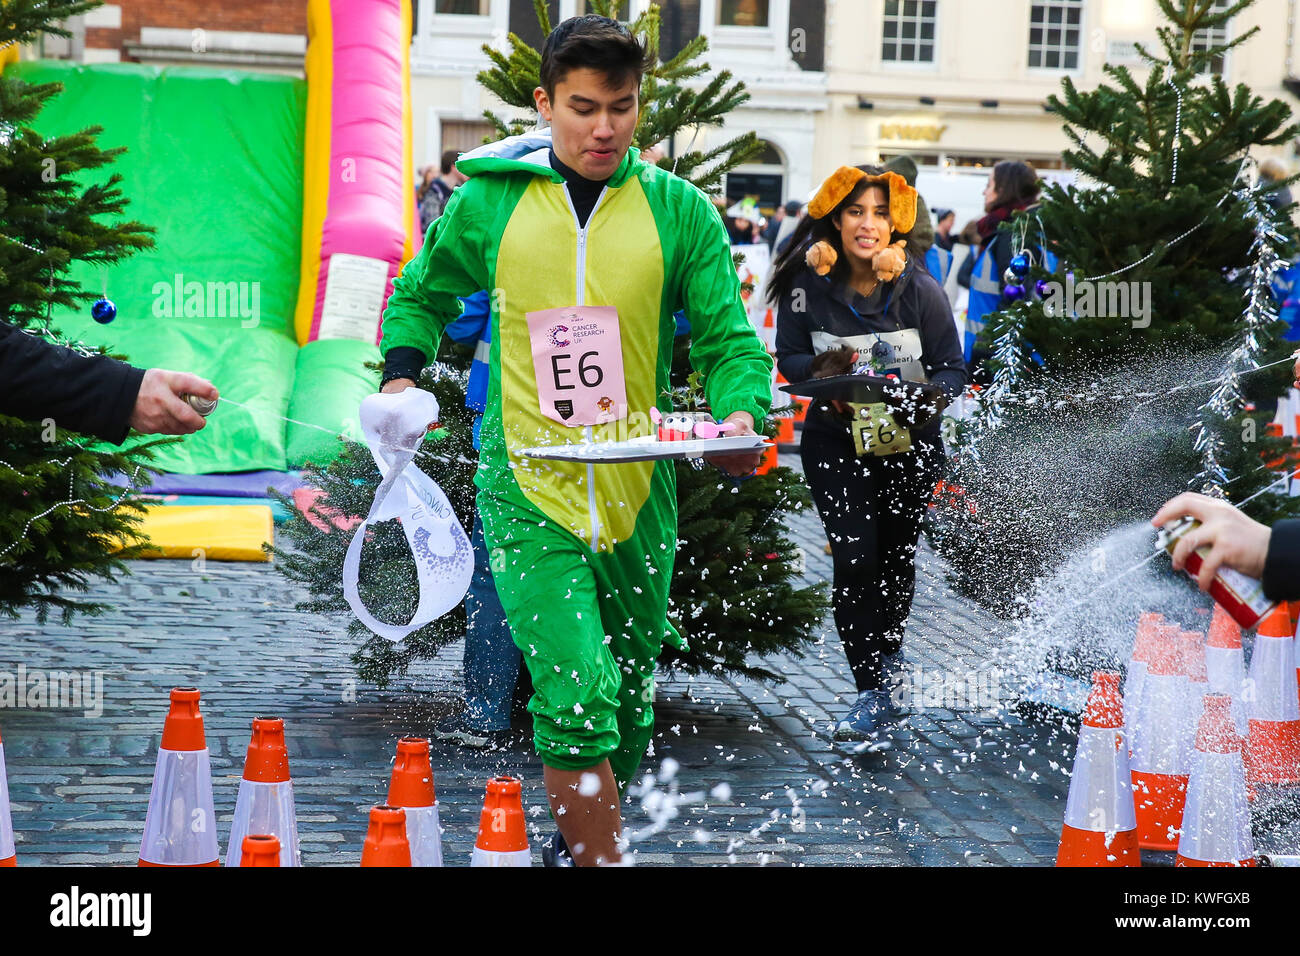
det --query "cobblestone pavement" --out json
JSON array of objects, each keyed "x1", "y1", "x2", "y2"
[{"x1": 0, "y1": 452, "x2": 1122, "y2": 867}]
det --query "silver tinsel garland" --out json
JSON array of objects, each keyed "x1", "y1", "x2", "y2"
[
  {"x1": 974, "y1": 301, "x2": 1032, "y2": 438},
  {"x1": 1188, "y1": 176, "x2": 1289, "y2": 497}
]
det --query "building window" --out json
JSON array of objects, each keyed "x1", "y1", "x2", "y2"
[
  {"x1": 1190, "y1": 0, "x2": 1230, "y2": 75},
  {"x1": 436, "y1": 0, "x2": 489, "y2": 13},
  {"x1": 882, "y1": 0, "x2": 936, "y2": 64},
  {"x1": 1027, "y1": 0, "x2": 1082, "y2": 70},
  {"x1": 718, "y1": 0, "x2": 768, "y2": 27},
  {"x1": 578, "y1": 0, "x2": 631, "y2": 16}
]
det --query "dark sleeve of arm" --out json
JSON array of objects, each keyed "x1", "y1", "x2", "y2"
[
  {"x1": 0, "y1": 321, "x2": 145, "y2": 445},
  {"x1": 913, "y1": 273, "x2": 968, "y2": 398},
  {"x1": 381, "y1": 346, "x2": 427, "y2": 386},
  {"x1": 774, "y1": 278, "x2": 816, "y2": 384},
  {"x1": 1263, "y1": 519, "x2": 1300, "y2": 601}
]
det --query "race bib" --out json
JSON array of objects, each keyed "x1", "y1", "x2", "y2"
[
  {"x1": 526, "y1": 305, "x2": 627, "y2": 427},
  {"x1": 851, "y1": 402, "x2": 912, "y2": 457}
]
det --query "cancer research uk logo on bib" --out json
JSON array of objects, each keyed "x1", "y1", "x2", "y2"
[{"x1": 549, "y1": 325, "x2": 571, "y2": 348}]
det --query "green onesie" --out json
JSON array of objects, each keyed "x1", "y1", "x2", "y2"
[{"x1": 381, "y1": 134, "x2": 772, "y2": 789}]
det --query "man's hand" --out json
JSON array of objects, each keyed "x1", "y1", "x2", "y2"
[
  {"x1": 1293, "y1": 349, "x2": 1300, "y2": 389},
  {"x1": 1152, "y1": 492, "x2": 1272, "y2": 590},
  {"x1": 129, "y1": 369, "x2": 216, "y2": 436},
  {"x1": 703, "y1": 411, "x2": 764, "y2": 477},
  {"x1": 381, "y1": 378, "x2": 416, "y2": 394}
]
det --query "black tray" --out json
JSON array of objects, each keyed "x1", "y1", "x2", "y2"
[{"x1": 780, "y1": 373, "x2": 951, "y2": 430}]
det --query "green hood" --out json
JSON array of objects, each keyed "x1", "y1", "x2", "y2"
[{"x1": 456, "y1": 128, "x2": 641, "y2": 187}]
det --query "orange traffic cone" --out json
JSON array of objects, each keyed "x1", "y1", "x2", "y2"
[
  {"x1": 225, "y1": 716, "x2": 300, "y2": 867},
  {"x1": 1123, "y1": 613, "x2": 1164, "y2": 748},
  {"x1": 360, "y1": 805, "x2": 411, "y2": 867},
  {"x1": 1181, "y1": 630, "x2": 1209, "y2": 751},
  {"x1": 0, "y1": 726, "x2": 14, "y2": 866},
  {"x1": 239, "y1": 834, "x2": 282, "y2": 867},
  {"x1": 1176, "y1": 695, "x2": 1256, "y2": 867},
  {"x1": 1131, "y1": 636, "x2": 1190, "y2": 851},
  {"x1": 1206, "y1": 606, "x2": 1248, "y2": 737},
  {"x1": 387, "y1": 737, "x2": 443, "y2": 867},
  {"x1": 1245, "y1": 605, "x2": 1300, "y2": 786},
  {"x1": 471, "y1": 776, "x2": 531, "y2": 867},
  {"x1": 139, "y1": 687, "x2": 220, "y2": 867},
  {"x1": 1056, "y1": 671, "x2": 1140, "y2": 866}
]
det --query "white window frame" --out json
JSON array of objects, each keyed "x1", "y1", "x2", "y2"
[
  {"x1": 564, "y1": 0, "x2": 648, "y2": 18},
  {"x1": 880, "y1": 0, "x2": 939, "y2": 71},
  {"x1": 1026, "y1": 0, "x2": 1085, "y2": 74},
  {"x1": 414, "y1": 0, "x2": 509, "y2": 70},
  {"x1": 1190, "y1": 0, "x2": 1232, "y2": 76},
  {"x1": 699, "y1": 0, "x2": 791, "y2": 63}
]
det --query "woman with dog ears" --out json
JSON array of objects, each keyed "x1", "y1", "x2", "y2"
[{"x1": 770, "y1": 165, "x2": 968, "y2": 744}]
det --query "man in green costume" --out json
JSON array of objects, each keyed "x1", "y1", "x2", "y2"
[{"x1": 380, "y1": 15, "x2": 772, "y2": 866}]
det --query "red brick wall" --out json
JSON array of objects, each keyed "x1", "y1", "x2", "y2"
[{"x1": 95, "y1": 0, "x2": 307, "y2": 60}]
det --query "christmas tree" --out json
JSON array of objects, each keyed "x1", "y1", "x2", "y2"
[
  {"x1": 0, "y1": 0, "x2": 161, "y2": 623},
  {"x1": 271, "y1": 0, "x2": 827, "y2": 683},
  {"x1": 932, "y1": 0, "x2": 1300, "y2": 615}
]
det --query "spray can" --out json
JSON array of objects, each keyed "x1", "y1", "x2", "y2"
[
  {"x1": 1156, "y1": 516, "x2": 1276, "y2": 630},
  {"x1": 183, "y1": 394, "x2": 218, "y2": 417}
]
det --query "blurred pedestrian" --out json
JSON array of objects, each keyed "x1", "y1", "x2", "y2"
[{"x1": 418, "y1": 149, "x2": 467, "y2": 232}]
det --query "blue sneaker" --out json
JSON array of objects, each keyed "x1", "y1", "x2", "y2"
[
  {"x1": 882, "y1": 649, "x2": 905, "y2": 681},
  {"x1": 833, "y1": 688, "x2": 896, "y2": 745}
]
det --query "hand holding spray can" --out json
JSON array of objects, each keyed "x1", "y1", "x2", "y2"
[{"x1": 1156, "y1": 516, "x2": 1277, "y2": 630}]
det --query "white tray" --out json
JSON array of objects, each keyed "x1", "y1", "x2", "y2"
[{"x1": 519, "y1": 434, "x2": 770, "y2": 463}]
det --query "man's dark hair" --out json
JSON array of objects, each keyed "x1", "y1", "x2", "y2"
[
  {"x1": 540, "y1": 15, "x2": 651, "y2": 100},
  {"x1": 440, "y1": 149, "x2": 459, "y2": 175},
  {"x1": 783, "y1": 200, "x2": 803, "y2": 217}
]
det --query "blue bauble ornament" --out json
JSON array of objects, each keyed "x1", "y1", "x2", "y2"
[
  {"x1": 1003, "y1": 284, "x2": 1026, "y2": 301},
  {"x1": 1035, "y1": 278, "x2": 1052, "y2": 298},
  {"x1": 1009, "y1": 253, "x2": 1031, "y2": 278},
  {"x1": 91, "y1": 297, "x2": 117, "y2": 324}
]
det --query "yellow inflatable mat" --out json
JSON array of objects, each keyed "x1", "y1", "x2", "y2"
[{"x1": 125, "y1": 505, "x2": 274, "y2": 562}]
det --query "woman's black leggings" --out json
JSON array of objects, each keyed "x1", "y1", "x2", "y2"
[{"x1": 801, "y1": 428, "x2": 944, "y2": 692}]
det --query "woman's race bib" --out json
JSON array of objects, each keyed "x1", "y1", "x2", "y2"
[{"x1": 526, "y1": 305, "x2": 627, "y2": 427}]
